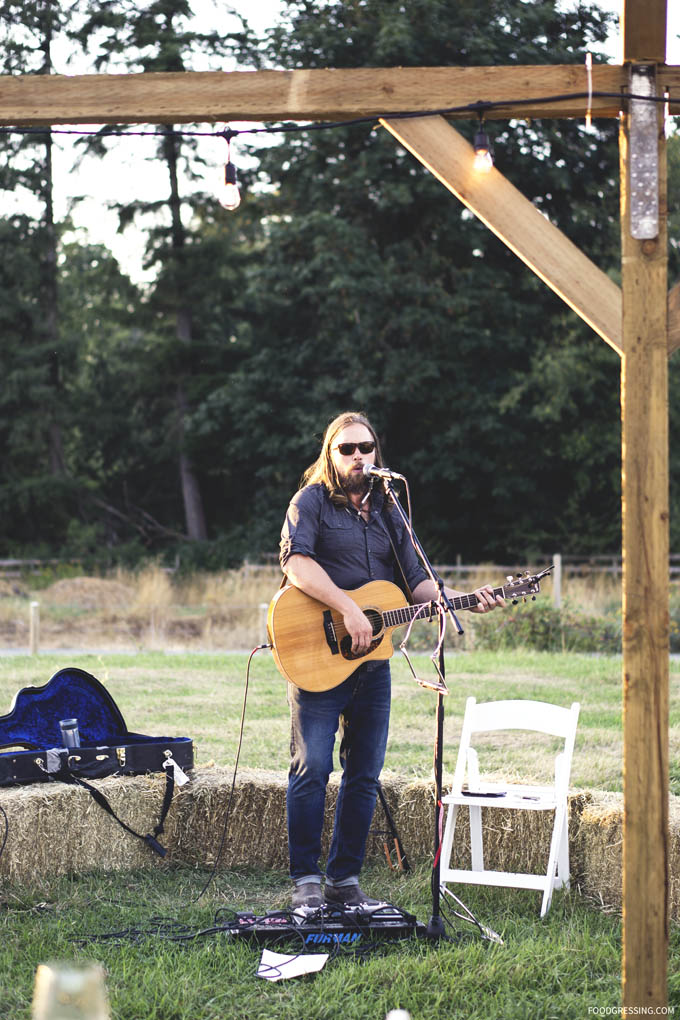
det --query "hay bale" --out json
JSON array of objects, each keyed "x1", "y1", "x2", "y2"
[
  {"x1": 576, "y1": 791, "x2": 623, "y2": 912},
  {"x1": 391, "y1": 777, "x2": 591, "y2": 876},
  {"x1": 0, "y1": 771, "x2": 187, "y2": 882},
  {"x1": 171, "y1": 767, "x2": 381, "y2": 871},
  {"x1": 0, "y1": 767, "x2": 422, "y2": 882},
  {"x1": 577, "y1": 791, "x2": 680, "y2": 919},
  {"x1": 2, "y1": 766, "x2": 678, "y2": 923},
  {"x1": 0, "y1": 767, "x2": 338, "y2": 881},
  {"x1": 169, "y1": 767, "x2": 289, "y2": 870}
]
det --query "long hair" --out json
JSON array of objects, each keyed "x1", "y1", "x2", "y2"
[{"x1": 300, "y1": 411, "x2": 385, "y2": 507}]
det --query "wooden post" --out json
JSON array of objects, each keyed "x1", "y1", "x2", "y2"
[
  {"x1": 29, "y1": 601, "x2": 40, "y2": 656},
  {"x1": 260, "y1": 603, "x2": 269, "y2": 647},
  {"x1": 552, "y1": 554, "x2": 562, "y2": 610},
  {"x1": 619, "y1": 77, "x2": 669, "y2": 1012}
]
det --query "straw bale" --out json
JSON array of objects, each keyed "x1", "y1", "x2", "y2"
[
  {"x1": 577, "y1": 791, "x2": 680, "y2": 919},
  {"x1": 168, "y1": 767, "x2": 290, "y2": 870},
  {"x1": 171, "y1": 767, "x2": 382, "y2": 870},
  {"x1": 390, "y1": 778, "x2": 436, "y2": 860},
  {"x1": 0, "y1": 767, "x2": 419, "y2": 882},
  {"x1": 392, "y1": 777, "x2": 591, "y2": 873},
  {"x1": 2, "y1": 765, "x2": 679, "y2": 923},
  {"x1": 0, "y1": 771, "x2": 188, "y2": 883}
]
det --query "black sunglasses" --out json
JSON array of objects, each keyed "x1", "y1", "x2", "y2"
[{"x1": 334, "y1": 441, "x2": 376, "y2": 456}]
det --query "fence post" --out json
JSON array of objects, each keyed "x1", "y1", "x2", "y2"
[
  {"x1": 260, "y1": 603, "x2": 269, "y2": 646},
  {"x1": 29, "y1": 601, "x2": 40, "y2": 655},
  {"x1": 552, "y1": 554, "x2": 562, "y2": 609}
]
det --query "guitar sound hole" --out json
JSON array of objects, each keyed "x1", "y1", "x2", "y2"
[
  {"x1": 365, "y1": 609, "x2": 382, "y2": 636},
  {"x1": 339, "y1": 609, "x2": 383, "y2": 661}
]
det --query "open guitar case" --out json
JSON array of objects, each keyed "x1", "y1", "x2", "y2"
[{"x1": 0, "y1": 666, "x2": 194, "y2": 857}]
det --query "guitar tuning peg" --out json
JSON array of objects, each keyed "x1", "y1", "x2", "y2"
[
  {"x1": 512, "y1": 599, "x2": 518, "y2": 606},
  {"x1": 532, "y1": 595, "x2": 536, "y2": 601},
  {"x1": 506, "y1": 576, "x2": 513, "y2": 583}
]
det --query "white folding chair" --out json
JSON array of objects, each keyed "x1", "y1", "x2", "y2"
[{"x1": 439, "y1": 697, "x2": 580, "y2": 917}]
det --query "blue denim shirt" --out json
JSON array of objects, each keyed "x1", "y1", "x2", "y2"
[{"x1": 279, "y1": 483, "x2": 428, "y2": 594}]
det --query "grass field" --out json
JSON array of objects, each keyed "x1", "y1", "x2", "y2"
[
  {"x1": 5, "y1": 862, "x2": 676, "y2": 1020},
  {"x1": 3, "y1": 860, "x2": 676, "y2": 1020},
  {"x1": 1, "y1": 647, "x2": 678, "y2": 793},
  {"x1": 1, "y1": 575, "x2": 679, "y2": 1018}
]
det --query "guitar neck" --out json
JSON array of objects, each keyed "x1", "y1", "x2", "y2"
[{"x1": 383, "y1": 585, "x2": 506, "y2": 628}]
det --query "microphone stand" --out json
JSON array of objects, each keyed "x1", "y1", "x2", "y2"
[{"x1": 381, "y1": 477, "x2": 464, "y2": 940}]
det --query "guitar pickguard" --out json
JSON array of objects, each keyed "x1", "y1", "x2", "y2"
[{"x1": 339, "y1": 634, "x2": 384, "y2": 661}]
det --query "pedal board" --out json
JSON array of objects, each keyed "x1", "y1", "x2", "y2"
[{"x1": 225, "y1": 903, "x2": 426, "y2": 945}]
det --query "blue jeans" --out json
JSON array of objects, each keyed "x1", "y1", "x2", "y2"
[{"x1": 286, "y1": 660, "x2": 391, "y2": 883}]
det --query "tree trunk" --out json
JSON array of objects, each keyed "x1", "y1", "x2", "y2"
[
  {"x1": 40, "y1": 6, "x2": 65, "y2": 476},
  {"x1": 176, "y1": 383, "x2": 207, "y2": 541},
  {"x1": 163, "y1": 126, "x2": 208, "y2": 541}
]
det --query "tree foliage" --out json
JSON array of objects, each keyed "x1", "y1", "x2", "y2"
[
  {"x1": 200, "y1": 0, "x2": 626, "y2": 561},
  {"x1": 1, "y1": 0, "x2": 678, "y2": 566}
]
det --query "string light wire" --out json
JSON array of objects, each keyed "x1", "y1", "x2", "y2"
[{"x1": 0, "y1": 87, "x2": 677, "y2": 145}]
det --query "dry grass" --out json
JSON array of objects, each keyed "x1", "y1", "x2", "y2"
[
  {"x1": 438, "y1": 564, "x2": 622, "y2": 615},
  {"x1": 0, "y1": 565, "x2": 283, "y2": 652},
  {"x1": 0, "y1": 562, "x2": 628, "y2": 653},
  {"x1": 556, "y1": 573, "x2": 622, "y2": 617}
]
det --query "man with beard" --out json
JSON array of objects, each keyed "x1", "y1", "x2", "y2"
[{"x1": 279, "y1": 410, "x2": 504, "y2": 909}]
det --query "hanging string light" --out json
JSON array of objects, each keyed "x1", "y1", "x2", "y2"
[
  {"x1": 219, "y1": 128, "x2": 241, "y2": 210},
  {"x1": 473, "y1": 118, "x2": 493, "y2": 173},
  {"x1": 3, "y1": 86, "x2": 676, "y2": 206}
]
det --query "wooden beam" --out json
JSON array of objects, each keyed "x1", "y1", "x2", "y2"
[
  {"x1": 623, "y1": 0, "x2": 667, "y2": 63},
  {"x1": 668, "y1": 281, "x2": 680, "y2": 355},
  {"x1": 619, "y1": 93, "x2": 669, "y2": 1013},
  {"x1": 2, "y1": 64, "x2": 680, "y2": 126},
  {"x1": 380, "y1": 115, "x2": 623, "y2": 354}
]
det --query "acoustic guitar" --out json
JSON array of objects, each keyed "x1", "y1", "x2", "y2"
[{"x1": 267, "y1": 568, "x2": 552, "y2": 692}]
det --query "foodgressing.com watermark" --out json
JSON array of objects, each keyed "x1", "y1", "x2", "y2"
[{"x1": 588, "y1": 1008, "x2": 675, "y2": 1016}]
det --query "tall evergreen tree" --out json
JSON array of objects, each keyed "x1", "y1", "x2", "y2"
[
  {"x1": 0, "y1": 0, "x2": 78, "y2": 482},
  {"x1": 0, "y1": 1, "x2": 89, "y2": 553},
  {"x1": 71, "y1": 0, "x2": 250, "y2": 542},
  {"x1": 199, "y1": 0, "x2": 633, "y2": 561}
]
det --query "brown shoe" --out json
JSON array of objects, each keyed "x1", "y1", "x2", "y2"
[
  {"x1": 324, "y1": 882, "x2": 382, "y2": 907},
  {"x1": 291, "y1": 882, "x2": 324, "y2": 909}
]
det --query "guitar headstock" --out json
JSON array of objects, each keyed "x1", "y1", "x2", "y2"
[{"x1": 502, "y1": 565, "x2": 554, "y2": 605}]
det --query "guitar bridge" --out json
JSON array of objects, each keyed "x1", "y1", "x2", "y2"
[{"x1": 323, "y1": 610, "x2": 339, "y2": 655}]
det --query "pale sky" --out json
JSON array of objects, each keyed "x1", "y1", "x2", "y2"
[{"x1": 41, "y1": 1, "x2": 680, "y2": 284}]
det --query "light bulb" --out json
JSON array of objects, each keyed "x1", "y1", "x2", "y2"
[
  {"x1": 473, "y1": 128, "x2": 493, "y2": 173},
  {"x1": 219, "y1": 160, "x2": 241, "y2": 210}
]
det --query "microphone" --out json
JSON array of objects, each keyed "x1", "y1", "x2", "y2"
[{"x1": 363, "y1": 463, "x2": 406, "y2": 481}]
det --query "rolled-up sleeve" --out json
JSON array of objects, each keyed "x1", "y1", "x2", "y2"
[{"x1": 279, "y1": 486, "x2": 323, "y2": 570}]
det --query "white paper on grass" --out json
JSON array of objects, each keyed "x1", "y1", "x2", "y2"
[{"x1": 257, "y1": 948, "x2": 329, "y2": 982}]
